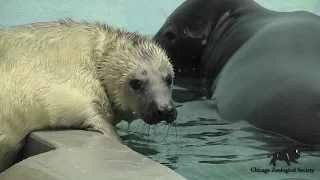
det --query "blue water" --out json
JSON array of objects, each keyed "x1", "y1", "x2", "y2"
[{"x1": 117, "y1": 82, "x2": 320, "y2": 180}]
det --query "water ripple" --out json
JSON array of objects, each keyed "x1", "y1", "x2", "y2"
[{"x1": 117, "y1": 93, "x2": 320, "y2": 180}]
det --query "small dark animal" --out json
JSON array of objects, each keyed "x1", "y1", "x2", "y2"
[{"x1": 268, "y1": 147, "x2": 300, "y2": 166}]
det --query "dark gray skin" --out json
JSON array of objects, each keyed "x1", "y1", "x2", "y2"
[
  {"x1": 153, "y1": 0, "x2": 217, "y2": 77},
  {"x1": 153, "y1": 0, "x2": 320, "y2": 145}
]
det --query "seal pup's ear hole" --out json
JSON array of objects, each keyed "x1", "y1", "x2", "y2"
[
  {"x1": 142, "y1": 70, "x2": 147, "y2": 75},
  {"x1": 129, "y1": 79, "x2": 142, "y2": 91}
]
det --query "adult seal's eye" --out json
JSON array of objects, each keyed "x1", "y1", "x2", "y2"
[
  {"x1": 129, "y1": 79, "x2": 142, "y2": 90},
  {"x1": 164, "y1": 32, "x2": 176, "y2": 42},
  {"x1": 166, "y1": 75, "x2": 173, "y2": 85}
]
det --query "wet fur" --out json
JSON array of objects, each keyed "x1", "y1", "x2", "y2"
[{"x1": 0, "y1": 18, "x2": 174, "y2": 172}]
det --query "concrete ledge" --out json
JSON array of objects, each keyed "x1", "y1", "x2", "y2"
[{"x1": 0, "y1": 130, "x2": 187, "y2": 180}]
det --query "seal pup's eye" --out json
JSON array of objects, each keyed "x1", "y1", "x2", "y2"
[
  {"x1": 165, "y1": 75, "x2": 173, "y2": 86},
  {"x1": 164, "y1": 32, "x2": 175, "y2": 42},
  {"x1": 129, "y1": 79, "x2": 142, "y2": 90}
]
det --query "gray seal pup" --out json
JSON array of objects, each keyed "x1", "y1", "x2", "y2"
[{"x1": 0, "y1": 18, "x2": 177, "y2": 172}]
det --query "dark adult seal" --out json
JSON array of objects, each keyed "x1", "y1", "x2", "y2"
[{"x1": 153, "y1": 0, "x2": 320, "y2": 145}]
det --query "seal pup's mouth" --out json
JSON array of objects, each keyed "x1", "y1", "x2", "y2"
[
  {"x1": 141, "y1": 101, "x2": 178, "y2": 125},
  {"x1": 143, "y1": 113, "x2": 178, "y2": 125}
]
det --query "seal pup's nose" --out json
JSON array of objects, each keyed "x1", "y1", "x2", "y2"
[
  {"x1": 154, "y1": 102, "x2": 177, "y2": 123},
  {"x1": 156, "y1": 104, "x2": 174, "y2": 117}
]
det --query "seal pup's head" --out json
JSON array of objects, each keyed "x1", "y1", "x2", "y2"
[
  {"x1": 124, "y1": 63, "x2": 177, "y2": 125},
  {"x1": 97, "y1": 29, "x2": 177, "y2": 125}
]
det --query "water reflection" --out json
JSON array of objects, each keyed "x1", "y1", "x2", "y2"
[{"x1": 116, "y1": 84, "x2": 320, "y2": 180}]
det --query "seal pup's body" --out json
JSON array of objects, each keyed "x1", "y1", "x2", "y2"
[
  {"x1": 153, "y1": 0, "x2": 320, "y2": 145},
  {"x1": 0, "y1": 19, "x2": 177, "y2": 172}
]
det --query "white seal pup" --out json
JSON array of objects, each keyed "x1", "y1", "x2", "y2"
[{"x1": 0, "y1": 19, "x2": 177, "y2": 172}]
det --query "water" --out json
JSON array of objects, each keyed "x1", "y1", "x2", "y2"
[{"x1": 117, "y1": 83, "x2": 320, "y2": 180}]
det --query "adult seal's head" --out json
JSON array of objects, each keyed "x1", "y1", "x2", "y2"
[
  {"x1": 153, "y1": 0, "x2": 215, "y2": 76},
  {"x1": 153, "y1": 0, "x2": 267, "y2": 78}
]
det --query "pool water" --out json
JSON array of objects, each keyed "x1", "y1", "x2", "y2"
[{"x1": 117, "y1": 81, "x2": 320, "y2": 180}]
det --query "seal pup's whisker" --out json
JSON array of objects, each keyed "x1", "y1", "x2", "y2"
[
  {"x1": 131, "y1": 120, "x2": 142, "y2": 134},
  {"x1": 147, "y1": 124, "x2": 151, "y2": 136},
  {"x1": 151, "y1": 123, "x2": 159, "y2": 136},
  {"x1": 140, "y1": 122, "x2": 147, "y2": 136},
  {"x1": 161, "y1": 9, "x2": 168, "y2": 19},
  {"x1": 133, "y1": 120, "x2": 143, "y2": 135},
  {"x1": 162, "y1": 123, "x2": 169, "y2": 131},
  {"x1": 164, "y1": 123, "x2": 171, "y2": 140},
  {"x1": 173, "y1": 123, "x2": 179, "y2": 142},
  {"x1": 143, "y1": 123, "x2": 149, "y2": 136},
  {"x1": 143, "y1": 122, "x2": 148, "y2": 135},
  {"x1": 126, "y1": 122, "x2": 132, "y2": 132}
]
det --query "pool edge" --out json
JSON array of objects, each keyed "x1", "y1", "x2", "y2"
[{"x1": 0, "y1": 130, "x2": 188, "y2": 180}]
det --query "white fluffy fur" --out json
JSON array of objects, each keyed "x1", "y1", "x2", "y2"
[{"x1": 0, "y1": 19, "x2": 173, "y2": 172}]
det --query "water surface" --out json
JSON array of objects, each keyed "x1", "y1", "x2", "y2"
[{"x1": 117, "y1": 84, "x2": 320, "y2": 180}]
